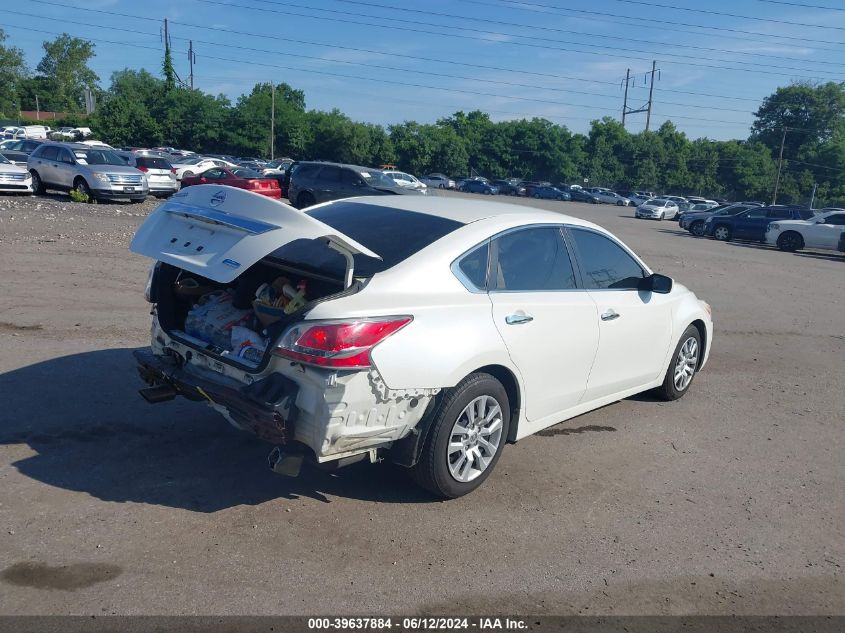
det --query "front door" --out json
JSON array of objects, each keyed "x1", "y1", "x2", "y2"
[
  {"x1": 488, "y1": 226, "x2": 600, "y2": 421},
  {"x1": 734, "y1": 207, "x2": 771, "y2": 240},
  {"x1": 567, "y1": 227, "x2": 674, "y2": 401},
  {"x1": 806, "y1": 213, "x2": 845, "y2": 249}
]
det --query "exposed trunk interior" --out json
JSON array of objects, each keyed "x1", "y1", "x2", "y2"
[{"x1": 155, "y1": 257, "x2": 351, "y2": 370}]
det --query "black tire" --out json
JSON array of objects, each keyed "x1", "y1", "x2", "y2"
[
  {"x1": 409, "y1": 373, "x2": 510, "y2": 499},
  {"x1": 30, "y1": 170, "x2": 45, "y2": 195},
  {"x1": 438, "y1": 184, "x2": 445, "y2": 189},
  {"x1": 690, "y1": 221, "x2": 706, "y2": 237},
  {"x1": 533, "y1": 193, "x2": 540, "y2": 199},
  {"x1": 74, "y1": 178, "x2": 96, "y2": 204},
  {"x1": 617, "y1": 200, "x2": 624, "y2": 206},
  {"x1": 182, "y1": 171, "x2": 194, "y2": 179},
  {"x1": 654, "y1": 325, "x2": 702, "y2": 401},
  {"x1": 130, "y1": 197, "x2": 146, "y2": 204},
  {"x1": 776, "y1": 231, "x2": 804, "y2": 252},
  {"x1": 296, "y1": 191, "x2": 316, "y2": 209},
  {"x1": 712, "y1": 224, "x2": 732, "y2": 241}
]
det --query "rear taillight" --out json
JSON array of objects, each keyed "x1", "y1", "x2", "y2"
[
  {"x1": 170, "y1": 168, "x2": 177, "y2": 174},
  {"x1": 137, "y1": 166, "x2": 149, "y2": 172},
  {"x1": 274, "y1": 317, "x2": 412, "y2": 369}
]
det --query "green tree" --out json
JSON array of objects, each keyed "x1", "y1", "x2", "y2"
[
  {"x1": 0, "y1": 29, "x2": 28, "y2": 117},
  {"x1": 34, "y1": 34, "x2": 99, "y2": 112}
]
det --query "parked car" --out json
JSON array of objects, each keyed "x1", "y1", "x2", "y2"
[
  {"x1": 839, "y1": 231, "x2": 845, "y2": 253},
  {"x1": 288, "y1": 161, "x2": 422, "y2": 209},
  {"x1": 461, "y1": 179, "x2": 499, "y2": 195},
  {"x1": 420, "y1": 173, "x2": 455, "y2": 189},
  {"x1": 0, "y1": 152, "x2": 33, "y2": 194},
  {"x1": 531, "y1": 185, "x2": 570, "y2": 201},
  {"x1": 383, "y1": 170, "x2": 428, "y2": 194},
  {"x1": 681, "y1": 204, "x2": 755, "y2": 236},
  {"x1": 490, "y1": 180, "x2": 525, "y2": 196},
  {"x1": 20, "y1": 125, "x2": 50, "y2": 139},
  {"x1": 592, "y1": 190, "x2": 632, "y2": 206},
  {"x1": 635, "y1": 198, "x2": 680, "y2": 220},
  {"x1": 0, "y1": 139, "x2": 43, "y2": 155},
  {"x1": 28, "y1": 142, "x2": 148, "y2": 202},
  {"x1": 617, "y1": 191, "x2": 653, "y2": 207},
  {"x1": 1, "y1": 126, "x2": 25, "y2": 140},
  {"x1": 116, "y1": 152, "x2": 179, "y2": 198},
  {"x1": 662, "y1": 195, "x2": 688, "y2": 206},
  {"x1": 0, "y1": 149, "x2": 30, "y2": 167},
  {"x1": 171, "y1": 156, "x2": 232, "y2": 181},
  {"x1": 764, "y1": 209, "x2": 845, "y2": 252},
  {"x1": 48, "y1": 127, "x2": 78, "y2": 141},
  {"x1": 568, "y1": 189, "x2": 600, "y2": 204},
  {"x1": 705, "y1": 206, "x2": 816, "y2": 242},
  {"x1": 180, "y1": 167, "x2": 281, "y2": 199},
  {"x1": 130, "y1": 189, "x2": 712, "y2": 498}
]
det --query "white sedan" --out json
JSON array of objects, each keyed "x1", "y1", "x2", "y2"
[
  {"x1": 636, "y1": 198, "x2": 680, "y2": 220},
  {"x1": 420, "y1": 173, "x2": 455, "y2": 189},
  {"x1": 765, "y1": 209, "x2": 845, "y2": 252},
  {"x1": 172, "y1": 157, "x2": 235, "y2": 181},
  {"x1": 131, "y1": 188, "x2": 712, "y2": 498},
  {"x1": 591, "y1": 189, "x2": 632, "y2": 206},
  {"x1": 383, "y1": 169, "x2": 428, "y2": 194}
]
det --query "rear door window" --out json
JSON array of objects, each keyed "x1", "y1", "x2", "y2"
[
  {"x1": 319, "y1": 166, "x2": 343, "y2": 182},
  {"x1": 40, "y1": 146, "x2": 59, "y2": 161},
  {"x1": 768, "y1": 208, "x2": 793, "y2": 219},
  {"x1": 456, "y1": 242, "x2": 490, "y2": 291},
  {"x1": 569, "y1": 228, "x2": 645, "y2": 290},
  {"x1": 493, "y1": 227, "x2": 577, "y2": 291},
  {"x1": 824, "y1": 214, "x2": 845, "y2": 225}
]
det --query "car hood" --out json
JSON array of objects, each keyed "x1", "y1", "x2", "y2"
[
  {"x1": 0, "y1": 162, "x2": 28, "y2": 175},
  {"x1": 130, "y1": 185, "x2": 381, "y2": 284},
  {"x1": 83, "y1": 164, "x2": 144, "y2": 174}
]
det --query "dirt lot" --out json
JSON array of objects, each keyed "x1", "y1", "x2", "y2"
[{"x1": 0, "y1": 190, "x2": 843, "y2": 616}]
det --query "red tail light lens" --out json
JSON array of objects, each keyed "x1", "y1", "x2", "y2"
[
  {"x1": 170, "y1": 168, "x2": 177, "y2": 174},
  {"x1": 274, "y1": 317, "x2": 412, "y2": 369},
  {"x1": 136, "y1": 166, "x2": 149, "y2": 172}
]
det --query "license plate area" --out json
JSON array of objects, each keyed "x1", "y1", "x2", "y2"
[{"x1": 124, "y1": 186, "x2": 136, "y2": 192}]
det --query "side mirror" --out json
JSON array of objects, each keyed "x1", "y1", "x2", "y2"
[{"x1": 641, "y1": 273, "x2": 673, "y2": 294}]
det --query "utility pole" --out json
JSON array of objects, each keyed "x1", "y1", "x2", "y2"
[
  {"x1": 809, "y1": 182, "x2": 817, "y2": 209},
  {"x1": 35, "y1": 94, "x2": 40, "y2": 120},
  {"x1": 772, "y1": 127, "x2": 788, "y2": 205},
  {"x1": 164, "y1": 18, "x2": 169, "y2": 54},
  {"x1": 270, "y1": 81, "x2": 275, "y2": 160},
  {"x1": 188, "y1": 40, "x2": 194, "y2": 89},
  {"x1": 621, "y1": 62, "x2": 657, "y2": 130},
  {"x1": 622, "y1": 68, "x2": 630, "y2": 128},
  {"x1": 646, "y1": 60, "x2": 657, "y2": 132}
]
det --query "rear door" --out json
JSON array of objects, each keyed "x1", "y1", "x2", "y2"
[
  {"x1": 733, "y1": 207, "x2": 769, "y2": 239},
  {"x1": 568, "y1": 227, "x2": 674, "y2": 401},
  {"x1": 488, "y1": 226, "x2": 599, "y2": 420},
  {"x1": 806, "y1": 213, "x2": 845, "y2": 249},
  {"x1": 130, "y1": 185, "x2": 380, "y2": 283},
  {"x1": 55, "y1": 147, "x2": 76, "y2": 188},
  {"x1": 34, "y1": 145, "x2": 59, "y2": 185}
]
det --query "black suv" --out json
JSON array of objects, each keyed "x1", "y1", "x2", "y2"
[{"x1": 287, "y1": 161, "x2": 421, "y2": 209}]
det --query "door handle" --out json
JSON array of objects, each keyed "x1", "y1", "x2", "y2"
[
  {"x1": 600, "y1": 309, "x2": 620, "y2": 321},
  {"x1": 505, "y1": 313, "x2": 533, "y2": 325}
]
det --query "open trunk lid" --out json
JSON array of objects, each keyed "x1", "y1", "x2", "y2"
[{"x1": 130, "y1": 185, "x2": 381, "y2": 284}]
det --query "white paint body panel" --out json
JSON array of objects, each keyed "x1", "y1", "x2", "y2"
[
  {"x1": 136, "y1": 195, "x2": 713, "y2": 462},
  {"x1": 764, "y1": 211, "x2": 845, "y2": 251}
]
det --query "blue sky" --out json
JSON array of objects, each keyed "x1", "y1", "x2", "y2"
[{"x1": 6, "y1": 0, "x2": 845, "y2": 140}]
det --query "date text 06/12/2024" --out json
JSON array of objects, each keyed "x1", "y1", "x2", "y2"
[{"x1": 306, "y1": 618, "x2": 528, "y2": 630}]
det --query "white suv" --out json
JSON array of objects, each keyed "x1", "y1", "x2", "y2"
[
  {"x1": 383, "y1": 169, "x2": 428, "y2": 194},
  {"x1": 131, "y1": 187, "x2": 712, "y2": 498},
  {"x1": 765, "y1": 209, "x2": 845, "y2": 252}
]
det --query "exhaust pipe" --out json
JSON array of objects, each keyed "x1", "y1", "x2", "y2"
[
  {"x1": 268, "y1": 446, "x2": 304, "y2": 477},
  {"x1": 139, "y1": 385, "x2": 177, "y2": 404}
]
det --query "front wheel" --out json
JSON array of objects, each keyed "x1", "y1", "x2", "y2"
[
  {"x1": 409, "y1": 373, "x2": 510, "y2": 499},
  {"x1": 654, "y1": 325, "x2": 701, "y2": 401},
  {"x1": 776, "y1": 231, "x2": 804, "y2": 252},
  {"x1": 30, "y1": 170, "x2": 45, "y2": 194},
  {"x1": 713, "y1": 225, "x2": 731, "y2": 241},
  {"x1": 74, "y1": 178, "x2": 95, "y2": 204},
  {"x1": 690, "y1": 221, "x2": 706, "y2": 237},
  {"x1": 533, "y1": 193, "x2": 540, "y2": 199}
]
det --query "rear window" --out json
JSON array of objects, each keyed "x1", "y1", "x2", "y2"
[
  {"x1": 270, "y1": 202, "x2": 463, "y2": 278},
  {"x1": 137, "y1": 157, "x2": 171, "y2": 170},
  {"x1": 798, "y1": 208, "x2": 816, "y2": 220}
]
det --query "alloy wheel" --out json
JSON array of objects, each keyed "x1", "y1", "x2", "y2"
[
  {"x1": 673, "y1": 337, "x2": 698, "y2": 391},
  {"x1": 447, "y1": 395, "x2": 504, "y2": 483},
  {"x1": 714, "y1": 226, "x2": 730, "y2": 241}
]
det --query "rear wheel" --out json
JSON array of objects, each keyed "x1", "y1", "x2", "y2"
[
  {"x1": 776, "y1": 231, "x2": 804, "y2": 252},
  {"x1": 713, "y1": 225, "x2": 731, "y2": 241},
  {"x1": 690, "y1": 221, "x2": 706, "y2": 237},
  {"x1": 30, "y1": 170, "x2": 45, "y2": 194},
  {"x1": 409, "y1": 373, "x2": 510, "y2": 499},
  {"x1": 182, "y1": 171, "x2": 194, "y2": 179},
  {"x1": 654, "y1": 325, "x2": 701, "y2": 401},
  {"x1": 296, "y1": 191, "x2": 316, "y2": 209}
]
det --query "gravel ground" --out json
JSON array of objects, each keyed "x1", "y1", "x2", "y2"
[{"x1": 0, "y1": 190, "x2": 843, "y2": 616}]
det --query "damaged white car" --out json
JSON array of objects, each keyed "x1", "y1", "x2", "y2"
[{"x1": 131, "y1": 186, "x2": 713, "y2": 498}]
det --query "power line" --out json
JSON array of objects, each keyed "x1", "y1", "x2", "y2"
[
  {"x1": 456, "y1": 0, "x2": 845, "y2": 48},
  {"x1": 26, "y1": 0, "x2": 777, "y2": 103},
  {"x1": 277, "y1": 0, "x2": 845, "y2": 68},
  {"x1": 604, "y1": 0, "x2": 845, "y2": 32},
  {"x1": 232, "y1": 0, "x2": 845, "y2": 78},
  {"x1": 752, "y1": 0, "x2": 845, "y2": 11}
]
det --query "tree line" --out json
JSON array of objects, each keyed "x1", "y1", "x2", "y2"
[{"x1": 2, "y1": 30, "x2": 844, "y2": 206}]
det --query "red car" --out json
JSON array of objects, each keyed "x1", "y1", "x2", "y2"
[{"x1": 180, "y1": 167, "x2": 281, "y2": 199}]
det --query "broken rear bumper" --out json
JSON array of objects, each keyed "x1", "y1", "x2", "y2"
[{"x1": 133, "y1": 348, "x2": 298, "y2": 444}]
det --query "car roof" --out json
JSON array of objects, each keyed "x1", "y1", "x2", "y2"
[{"x1": 327, "y1": 195, "x2": 604, "y2": 230}]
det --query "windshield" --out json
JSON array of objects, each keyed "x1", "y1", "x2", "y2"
[
  {"x1": 233, "y1": 168, "x2": 260, "y2": 178},
  {"x1": 178, "y1": 156, "x2": 204, "y2": 165},
  {"x1": 646, "y1": 199, "x2": 665, "y2": 206},
  {"x1": 72, "y1": 149, "x2": 125, "y2": 166},
  {"x1": 361, "y1": 170, "x2": 397, "y2": 188},
  {"x1": 0, "y1": 154, "x2": 10, "y2": 165}
]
